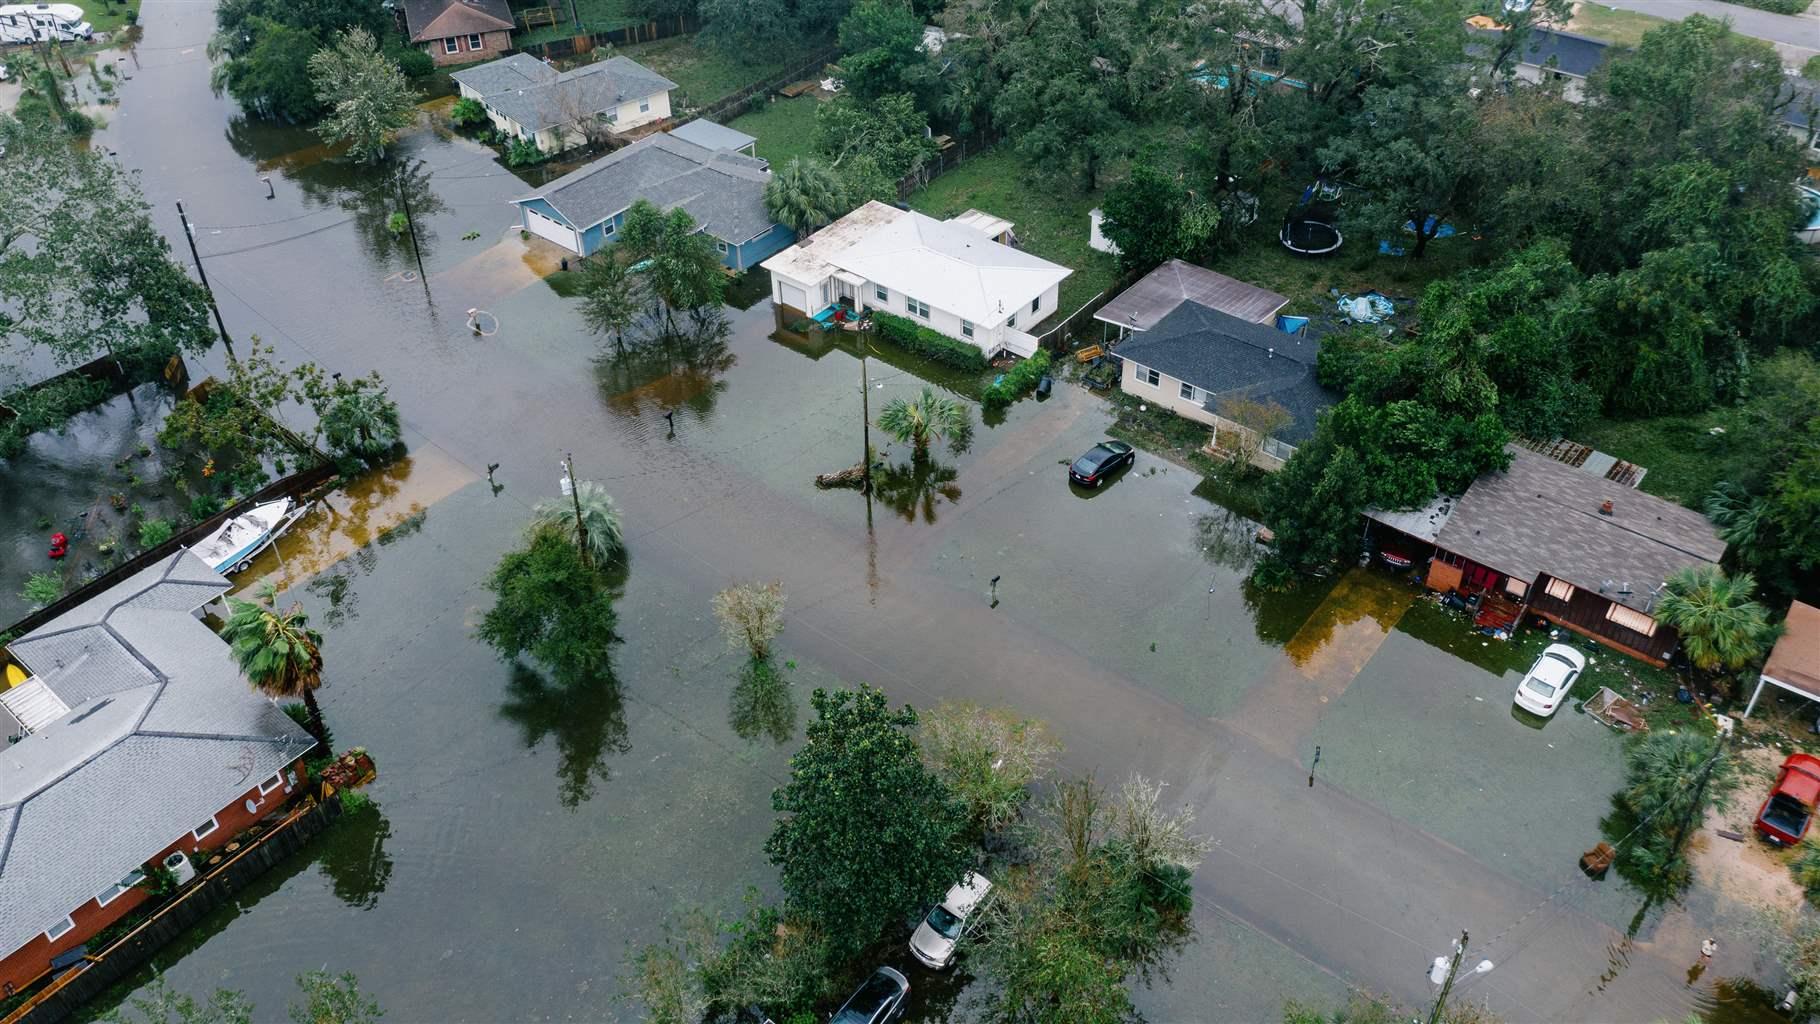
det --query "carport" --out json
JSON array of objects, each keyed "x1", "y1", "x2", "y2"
[{"x1": 1743, "y1": 600, "x2": 1820, "y2": 717}]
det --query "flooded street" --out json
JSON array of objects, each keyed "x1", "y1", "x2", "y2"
[{"x1": 38, "y1": 2, "x2": 1776, "y2": 1020}]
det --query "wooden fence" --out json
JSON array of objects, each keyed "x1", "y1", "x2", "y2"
[
  {"x1": 3, "y1": 800, "x2": 344, "y2": 1024},
  {"x1": 511, "y1": 15, "x2": 699, "y2": 61},
  {"x1": 893, "y1": 130, "x2": 1001, "y2": 200},
  {"x1": 1031, "y1": 265, "x2": 1147, "y2": 353}
]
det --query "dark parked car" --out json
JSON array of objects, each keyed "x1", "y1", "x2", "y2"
[
  {"x1": 830, "y1": 967, "x2": 909, "y2": 1024},
  {"x1": 1068, "y1": 440, "x2": 1135, "y2": 487}
]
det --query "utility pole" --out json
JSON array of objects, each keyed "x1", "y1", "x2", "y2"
[
  {"x1": 859, "y1": 355, "x2": 872, "y2": 493},
  {"x1": 396, "y1": 169, "x2": 429, "y2": 289},
  {"x1": 1427, "y1": 931, "x2": 1469, "y2": 1024},
  {"x1": 175, "y1": 201, "x2": 236, "y2": 361},
  {"x1": 563, "y1": 452, "x2": 591, "y2": 570},
  {"x1": 1663, "y1": 736, "x2": 1725, "y2": 876}
]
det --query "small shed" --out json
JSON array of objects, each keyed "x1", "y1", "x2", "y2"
[
  {"x1": 1744, "y1": 601, "x2": 1820, "y2": 717},
  {"x1": 1094, "y1": 258, "x2": 1290, "y2": 335},
  {"x1": 947, "y1": 209, "x2": 1014, "y2": 244},
  {"x1": 668, "y1": 119, "x2": 759, "y2": 158}
]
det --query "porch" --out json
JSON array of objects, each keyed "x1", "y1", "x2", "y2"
[{"x1": 1526, "y1": 577, "x2": 1678, "y2": 666}]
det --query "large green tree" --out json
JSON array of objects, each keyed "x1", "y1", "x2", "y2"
[
  {"x1": 310, "y1": 28, "x2": 419, "y2": 163},
  {"x1": 1319, "y1": 80, "x2": 1480, "y2": 258},
  {"x1": 209, "y1": 0, "x2": 391, "y2": 121},
  {"x1": 765, "y1": 686, "x2": 971, "y2": 958},
  {"x1": 477, "y1": 528, "x2": 621, "y2": 686},
  {"x1": 813, "y1": 93, "x2": 936, "y2": 184},
  {"x1": 1611, "y1": 730, "x2": 1736, "y2": 894},
  {"x1": 220, "y1": 592, "x2": 330, "y2": 746},
  {"x1": 764, "y1": 157, "x2": 850, "y2": 236},
  {"x1": 617, "y1": 201, "x2": 727, "y2": 329},
  {"x1": 1098, "y1": 162, "x2": 1219, "y2": 275},
  {"x1": 835, "y1": 0, "x2": 934, "y2": 103}
]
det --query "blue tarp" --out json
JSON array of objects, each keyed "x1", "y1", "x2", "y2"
[
  {"x1": 1336, "y1": 292, "x2": 1395, "y2": 323},
  {"x1": 1403, "y1": 215, "x2": 1457, "y2": 238},
  {"x1": 1276, "y1": 315, "x2": 1310, "y2": 335}
]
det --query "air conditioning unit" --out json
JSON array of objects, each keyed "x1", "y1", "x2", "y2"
[{"x1": 162, "y1": 850, "x2": 196, "y2": 886}]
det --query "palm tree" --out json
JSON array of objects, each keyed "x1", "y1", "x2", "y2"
[
  {"x1": 1655, "y1": 564, "x2": 1781, "y2": 674},
  {"x1": 764, "y1": 158, "x2": 848, "y2": 235},
  {"x1": 877, "y1": 386, "x2": 971, "y2": 463},
  {"x1": 531, "y1": 480, "x2": 625, "y2": 567},
  {"x1": 220, "y1": 596, "x2": 329, "y2": 746},
  {"x1": 321, "y1": 387, "x2": 402, "y2": 462}
]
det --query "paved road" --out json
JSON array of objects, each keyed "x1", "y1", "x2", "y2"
[{"x1": 1595, "y1": 0, "x2": 1818, "y2": 63}]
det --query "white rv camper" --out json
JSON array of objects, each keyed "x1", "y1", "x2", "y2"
[{"x1": 0, "y1": 3, "x2": 94, "y2": 43}]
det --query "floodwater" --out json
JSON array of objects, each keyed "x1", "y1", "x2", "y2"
[{"x1": 25, "y1": 1, "x2": 1777, "y2": 1020}]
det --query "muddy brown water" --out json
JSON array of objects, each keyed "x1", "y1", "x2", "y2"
[{"x1": 14, "y1": 3, "x2": 1786, "y2": 1020}]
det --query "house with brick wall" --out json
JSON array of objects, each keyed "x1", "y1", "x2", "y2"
[
  {"x1": 401, "y1": 0, "x2": 514, "y2": 67},
  {"x1": 0, "y1": 551, "x2": 317, "y2": 996}
]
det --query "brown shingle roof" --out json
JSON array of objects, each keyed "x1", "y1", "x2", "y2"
[
  {"x1": 1434, "y1": 446, "x2": 1725, "y2": 612},
  {"x1": 1764, "y1": 601, "x2": 1820, "y2": 697},
  {"x1": 1094, "y1": 259, "x2": 1289, "y2": 331},
  {"x1": 403, "y1": 0, "x2": 513, "y2": 43}
]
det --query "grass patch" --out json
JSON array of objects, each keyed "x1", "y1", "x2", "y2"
[
  {"x1": 83, "y1": 0, "x2": 139, "y2": 35},
  {"x1": 1577, "y1": 408, "x2": 1781, "y2": 510},
  {"x1": 616, "y1": 36, "x2": 816, "y2": 107},
  {"x1": 906, "y1": 149, "x2": 1119, "y2": 332},
  {"x1": 727, "y1": 94, "x2": 822, "y2": 168},
  {"x1": 511, "y1": 0, "x2": 635, "y2": 46},
  {"x1": 1567, "y1": 3, "x2": 1671, "y2": 49}
]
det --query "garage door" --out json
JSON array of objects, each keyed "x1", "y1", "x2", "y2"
[
  {"x1": 778, "y1": 282, "x2": 808, "y2": 312},
  {"x1": 523, "y1": 207, "x2": 579, "y2": 253}
]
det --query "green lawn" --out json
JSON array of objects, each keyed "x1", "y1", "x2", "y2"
[
  {"x1": 76, "y1": 0, "x2": 138, "y2": 35},
  {"x1": 906, "y1": 149, "x2": 1119, "y2": 331},
  {"x1": 510, "y1": 0, "x2": 635, "y2": 46},
  {"x1": 615, "y1": 36, "x2": 819, "y2": 108},
  {"x1": 727, "y1": 95, "x2": 821, "y2": 168},
  {"x1": 1566, "y1": 3, "x2": 1670, "y2": 48},
  {"x1": 1208, "y1": 220, "x2": 1484, "y2": 319},
  {"x1": 1576, "y1": 409, "x2": 1774, "y2": 510}
]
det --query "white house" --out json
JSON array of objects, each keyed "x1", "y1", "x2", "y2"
[
  {"x1": 761, "y1": 201, "x2": 1072, "y2": 359},
  {"x1": 451, "y1": 54, "x2": 675, "y2": 155}
]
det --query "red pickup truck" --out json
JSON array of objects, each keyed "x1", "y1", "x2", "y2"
[{"x1": 1755, "y1": 753, "x2": 1820, "y2": 846}]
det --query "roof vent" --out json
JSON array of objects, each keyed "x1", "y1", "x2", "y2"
[
  {"x1": 1268, "y1": 347, "x2": 1275, "y2": 358},
  {"x1": 1599, "y1": 499, "x2": 1614, "y2": 516}
]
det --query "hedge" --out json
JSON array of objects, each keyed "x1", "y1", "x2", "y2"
[
  {"x1": 872, "y1": 312, "x2": 990, "y2": 371},
  {"x1": 982, "y1": 350, "x2": 1052, "y2": 409}
]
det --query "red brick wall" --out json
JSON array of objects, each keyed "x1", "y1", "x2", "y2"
[
  {"x1": 423, "y1": 29, "x2": 511, "y2": 68},
  {"x1": 0, "y1": 757, "x2": 307, "y2": 996}
]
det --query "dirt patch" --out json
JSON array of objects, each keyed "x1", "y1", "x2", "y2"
[{"x1": 1691, "y1": 746, "x2": 1804, "y2": 909}]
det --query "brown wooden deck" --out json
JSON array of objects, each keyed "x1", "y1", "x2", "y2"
[{"x1": 1528, "y1": 588, "x2": 1678, "y2": 666}]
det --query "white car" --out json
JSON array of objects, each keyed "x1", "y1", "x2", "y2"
[
  {"x1": 908, "y1": 872, "x2": 992, "y2": 969},
  {"x1": 1513, "y1": 643, "x2": 1586, "y2": 717}
]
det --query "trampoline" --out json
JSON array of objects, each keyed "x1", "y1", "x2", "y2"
[{"x1": 1280, "y1": 218, "x2": 1342, "y2": 257}]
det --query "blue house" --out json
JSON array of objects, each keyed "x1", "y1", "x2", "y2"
[{"x1": 512, "y1": 133, "x2": 795, "y2": 271}]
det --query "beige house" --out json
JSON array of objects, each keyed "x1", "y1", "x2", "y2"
[
  {"x1": 451, "y1": 54, "x2": 675, "y2": 155},
  {"x1": 401, "y1": 0, "x2": 514, "y2": 68},
  {"x1": 1115, "y1": 300, "x2": 1333, "y2": 469}
]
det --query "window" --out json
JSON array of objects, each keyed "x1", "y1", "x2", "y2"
[
  {"x1": 638, "y1": 99, "x2": 651, "y2": 113},
  {"x1": 97, "y1": 869, "x2": 146, "y2": 907},
  {"x1": 598, "y1": 110, "x2": 619, "y2": 124},
  {"x1": 1006, "y1": 313, "x2": 1017, "y2": 328},
  {"x1": 1179, "y1": 381, "x2": 1196, "y2": 401},
  {"x1": 1031, "y1": 295, "x2": 1041, "y2": 313},
  {"x1": 443, "y1": 37, "x2": 459, "y2": 54},
  {"x1": 192, "y1": 817, "x2": 219, "y2": 841},
  {"x1": 1605, "y1": 603, "x2": 1659, "y2": 637},
  {"x1": 874, "y1": 285, "x2": 888, "y2": 303},
  {"x1": 1140, "y1": 367, "x2": 1160, "y2": 387},
  {"x1": 257, "y1": 773, "x2": 284, "y2": 796},
  {"x1": 1544, "y1": 577, "x2": 1575, "y2": 602},
  {"x1": 468, "y1": 33, "x2": 483, "y2": 51},
  {"x1": 1504, "y1": 578, "x2": 1529, "y2": 599},
  {"x1": 603, "y1": 220, "x2": 617, "y2": 239},
  {"x1": 905, "y1": 296, "x2": 930, "y2": 319},
  {"x1": 960, "y1": 320, "x2": 974, "y2": 339},
  {"x1": 715, "y1": 240, "x2": 729, "y2": 255},
  {"x1": 44, "y1": 917, "x2": 74, "y2": 942}
]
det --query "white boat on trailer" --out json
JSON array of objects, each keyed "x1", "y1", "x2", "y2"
[{"x1": 187, "y1": 497, "x2": 310, "y2": 576}]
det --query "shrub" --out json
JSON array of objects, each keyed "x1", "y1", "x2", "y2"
[
  {"x1": 387, "y1": 211, "x2": 409, "y2": 235},
  {"x1": 389, "y1": 45, "x2": 434, "y2": 78},
  {"x1": 871, "y1": 312, "x2": 988, "y2": 371},
  {"x1": 450, "y1": 96, "x2": 488, "y2": 128},
  {"x1": 138, "y1": 517, "x2": 174, "y2": 548},
  {"x1": 1799, "y1": 840, "x2": 1820, "y2": 904},
  {"x1": 1805, "y1": 54, "x2": 1820, "y2": 82},
  {"x1": 505, "y1": 137, "x2": 545, "y2": 167},
  {"x1": 21, "y1": 572, "x2": 61, "y2": 609},
  {"x1": 190, "y1": 494, "x2": 223, "y2": 521},
  {"x1": 62, "y1": 110, "x2": 94, "y2": 136},
  {"x1": 982, "y1": 350, "x2": 1052, "y2": 409}
]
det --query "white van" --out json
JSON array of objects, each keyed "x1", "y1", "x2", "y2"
[{"x1": 0, "y1": 4, "x2": 94, "y2": 44}]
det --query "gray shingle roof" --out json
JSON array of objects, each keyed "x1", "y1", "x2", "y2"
[
  {"x1": 453, "y1": 55, "x2": 675, "y2": 134},
  {"x1": 0, "y1": 551, "x2": 315, "y2": 960},
  {"x1": 1115, "y1": 300, "x2": 1334, "y2": 443},
  {"x1": 516, "y1": 133, "x2": 778, "y2": 244},
  {"x1": 1432, "y1": 445, "x2": 1725, "y2": 612},
  {"x1": 668, "y1": 119, "x2": 757, "y2": 154},
  {"x1": 1095, "y1": 259, "x2": 1289, "y2": 331},
  {"x1": 1467, "y1": 26, "x2": 1609, "y2": 80}
]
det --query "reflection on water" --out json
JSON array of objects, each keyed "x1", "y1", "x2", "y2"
[
  {"x1": 497, "y1": 661, "x2": 631, "y2": 809},
  {"x1": 1282, "y1": 571, "x2": 1415, "y2": 670},
  {"x1": 1195, "y1": 508, "x2": 1258, "y2": 572},
  {"x1": 292, "y1": 157, "x2": 448, "y2": 268},
  {"x1": 318, "y1": 798, "x2": 393, "y2": 910},
  {"x1": 870, "y1": 459, "x2": 961, "y2": 523},
  {"x1": 597, "y1": 318, "x2": 736, "y2": 425},
  {"x1": 728, "y1": 658, "x2": 796, "y2": 745}
]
